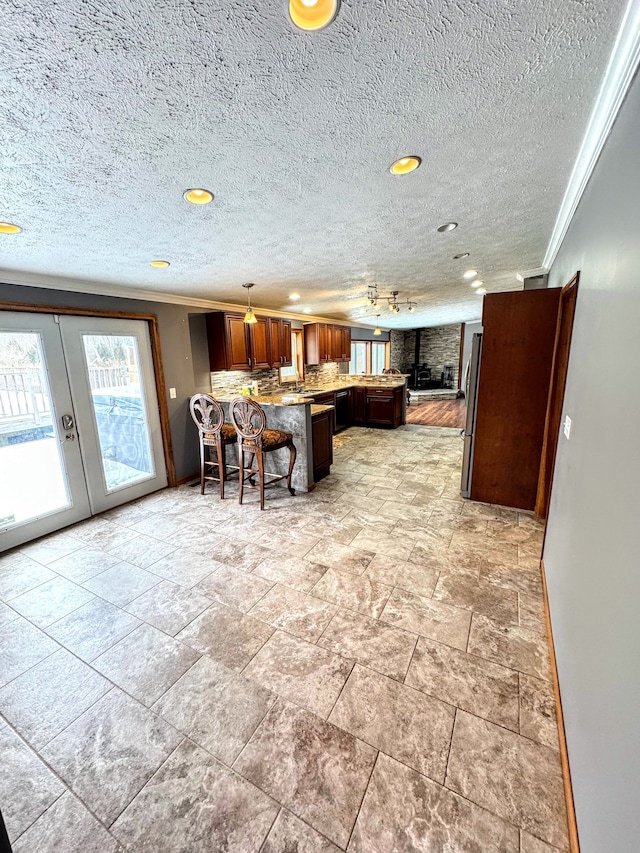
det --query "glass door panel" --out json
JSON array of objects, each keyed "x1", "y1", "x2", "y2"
[
  {"x1": 0, "y1": 331, "x2": 70, "y2": 525},
  {"x1": 60, "y1": 316, "x2": 168, "y2": 514},
  {"x1": 0, "y1": 314, "x2": 91, "y2": 551},
  {"x1": 81, "y1": 333, "x2": 155, "y2": 492}
]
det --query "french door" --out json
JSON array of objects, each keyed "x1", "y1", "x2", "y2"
[{"x1": 0, "y1": 312, "x2": 168, "y2": 551}]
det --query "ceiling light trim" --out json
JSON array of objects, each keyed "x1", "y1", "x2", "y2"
[{"x1": 543, "y1": 0, "x2": 640, "y2": 269}]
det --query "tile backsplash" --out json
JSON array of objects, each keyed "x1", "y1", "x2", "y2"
[{"x1": 210, "y1": 362, "x2": 340, "y2": 396}]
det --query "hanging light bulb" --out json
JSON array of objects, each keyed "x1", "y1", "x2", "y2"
[
  {"x1": 374, "y1": 315, "x2": 382, "y2": 336},
  {"x1": 242, "y1": 283, "x2": 258, "y2": 324},
  {"x1": 408, "y1": 302, "x2": 416, "y2": 313}
]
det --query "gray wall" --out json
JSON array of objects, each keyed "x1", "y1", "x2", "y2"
[
  {"x1": 0, "y1": 282, "x2": 211, "y2": 480},
  {"x1": 543, "y1": 73, "x2": 640, "y2": 851}
]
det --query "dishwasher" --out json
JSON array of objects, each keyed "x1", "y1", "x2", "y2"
[{"x1": 334, "y1": 389, "x2": 349, "y2": 431}]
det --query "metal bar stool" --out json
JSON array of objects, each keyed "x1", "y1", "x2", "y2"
[
  {"x1": 229, "y1": 397, "x2": 297, "y2": 510},
  {"x1": 189, "y1": 394, "x2": 238, "y2": 499}
]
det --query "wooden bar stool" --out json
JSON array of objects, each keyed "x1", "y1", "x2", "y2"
[
  {"x1": 189, "y1": 394, "x2": 238, "y2": 499},
  {"x1": 229, "y1": 397, "x2": 297, "y2": 510}
]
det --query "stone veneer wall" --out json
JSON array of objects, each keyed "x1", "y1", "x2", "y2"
[
  {"x1": 418, "y1": 324, "x2": 461, "y2": 388},
  {"x1": 210, "y1": 361, "x2": 339, "y2": 396},
  {"x1": 389, "y1": 331, "x2": 405, "y2": 371},
  {"x1": 395, "y1": 324, "x2": 462, "y2": 387}
]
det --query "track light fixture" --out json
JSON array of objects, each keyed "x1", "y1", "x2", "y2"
[{"x1": 366, "y1": 286, "x2": 417, "y2": 316}]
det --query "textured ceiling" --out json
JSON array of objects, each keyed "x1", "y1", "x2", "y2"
[{"x1": 0, "y1": 0, "x2": 628, "y2": 328}]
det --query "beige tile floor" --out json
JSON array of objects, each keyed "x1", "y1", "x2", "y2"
[{"x1": 0, "y1": 424, "x2": 568, "y2": 852}]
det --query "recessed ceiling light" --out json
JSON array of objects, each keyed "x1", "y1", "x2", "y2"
[
  {"x1": 289, "y1": 293, "x2": 301, "y2": 301},
  {"x1": 289, "y1": 0, "x2": 339, "y2": 31},
  {"x1": 149, "y1": 260, "x2": 170, "y2": 268},
  {"x1": 0, "y1": 222, "x2": 22, "y2": 234},
  {"x1": 183, "y1": 188, "x2": 214, "y2": 205},
  {"x1": 390, "y1": 156, "x2": 421, "y2": 175},
  {"x1": 302, "y1": 308, "x2": 312, "y2": 314},
  {"x1": 453, "y1": 252, "x2": 470, "y2": 260},
  {"x1": 471, "y1": 280, "x2": 483, "y2": 288},
  {"x1": 437, "y1": 222, "x2": 458, "y2": 233},
  {"x1": 477, "y1": 288, "x2": 487, "y2": 295},
  {"x1": 463, "y1": 269, "x2": 478, "y2": 279}
]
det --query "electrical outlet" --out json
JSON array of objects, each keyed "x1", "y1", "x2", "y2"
[
  {"x1": 563, "y1": 415, "x2": 571, "y2": 440},
  {"x1": 169, "y1": 387, "x2": 177, "y2": 399}
]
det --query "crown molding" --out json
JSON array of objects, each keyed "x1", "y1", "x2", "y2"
[
  {"x1": 543, "y1": 0, "x2": 640, "y2": 269},
  {"x1": 0, "y1": 267, "x2": 364, "y2": 328}
]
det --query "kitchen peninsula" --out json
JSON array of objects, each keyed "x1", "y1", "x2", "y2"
[{"x1": 214, "y1": 374, "x2": 407, "y2": 492}]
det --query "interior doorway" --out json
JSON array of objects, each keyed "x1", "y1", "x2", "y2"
[
  {"x1": 535, "y1": 273, "x2": 580, "y2": 518},
  {"x1": 0, "y1": 311, "x2": 168, "y2": 551}
]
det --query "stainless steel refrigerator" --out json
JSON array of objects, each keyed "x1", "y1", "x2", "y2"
[{"x1": 460, "y1": 332, "x2": 483, "y2": 498}]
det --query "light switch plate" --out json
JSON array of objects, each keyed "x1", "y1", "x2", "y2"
[
  {"x1": 563, "y1": 415, "x2": 571, "y2": 439},
  {"x1": 169, "y1": 387, "x2": 177, "y2": 399}
]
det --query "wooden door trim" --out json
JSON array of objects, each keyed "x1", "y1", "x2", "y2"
[
  {"x1": 0, "y1": 299, "x2": 176, "y2": 487},
  {"x1": 540, "y1": 559, "x2": 581, "y2": 852},
  {"x1": 535, "y1": 273, "x2": 580, "y2": 517}
]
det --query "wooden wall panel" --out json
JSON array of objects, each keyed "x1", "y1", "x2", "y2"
[{"x1": 471, "y1": 288, "x2": 561, "y2": 510}]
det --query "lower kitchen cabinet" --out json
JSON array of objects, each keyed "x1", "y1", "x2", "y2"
[
  {"x1": 314, "y1": 386, "x2": 403, "y2": 430},
  {"x1": 353, "y1": 387, "x2": 366, "y2": 424},
  {"x1": 311, "y1": 408, "x2": 334, "y2": 482},
  {"x1": 366, "y1": 387, "x2": 403, "y2": 427}
]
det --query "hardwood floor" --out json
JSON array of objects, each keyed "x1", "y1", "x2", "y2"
[{"x1": 406, "y1": 398, "x2": 467, "y2": 428}]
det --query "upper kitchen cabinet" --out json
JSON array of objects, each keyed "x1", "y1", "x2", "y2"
[
  {"x1": 206, "y1": 312, "x2": 271, "y2": 371},
  {"x1": 305, "y1": 322, "x2": 331, "y2": 364},
  {"x1": 249, "y1": 316, "x2": 271, "y2": 369},
  {"x1": 339, "y1": 326, "x2": 351, "y2": 361},
  {"x1": 304, "y1": 323, "x2": 351, "y2": 364},
  {"x1": 269, "y1": 318, "x2": 293, "y2": 368}
]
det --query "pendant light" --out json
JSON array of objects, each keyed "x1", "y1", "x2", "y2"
[
  {"x1": 373, "y1": 315, "x2": 382, "y2": 336},
  {"x1": 242, "y1": 283, "x2": 258, "y2": 324}
]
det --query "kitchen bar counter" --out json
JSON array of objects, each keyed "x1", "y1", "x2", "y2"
[
  {"x1": 211, "y1": 377, "x2": 408, "y2": 496},
  {"x1": 217, "y1": 397, "x2": 313, "y2": 494}
]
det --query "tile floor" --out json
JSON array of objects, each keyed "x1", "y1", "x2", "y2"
[{"x1": 0, "y1": 424, "x2": 568, "y2": 852}]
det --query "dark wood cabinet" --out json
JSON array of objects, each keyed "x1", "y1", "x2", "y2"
[
  {"x1": 341, "y1": 327, "x2": 352, "y2": 362},
  {"x1": 280, "y1": 319, "x2": 292, "y2": 367},
  {"x1": 207, "y1": 313, "x2": 251, "y2": 371},
  {"x1": 304, "y1": 323, "x2": 351, "y2": 365},
  {"x1": 365, "y1": 386, "x2": 404, "y2": 427},
  {"x1": 471, "y1": 288, "x2": 562, "y2": 510},
  {"x1": 249, "y1": 317, "x2": 271, "y2": 369},
  {"x1": 366, "y1": 388, "x2": 394, "y2": 425},
  {"x1": 311, "y1": 408, "x2": 334, "y2": 482},
  {"x1": 268, "y1": 318, "x2": 293, "y2": 368},
  {"x1": 353, "y1": 387, "x2": 366, "y2": 423},
  {"x1": 207, "y1": 312, "x2": 293, "y2": 371}
]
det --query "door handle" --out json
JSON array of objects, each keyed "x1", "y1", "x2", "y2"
[{"x1": 61, "y1": 413, "x2": 74, "y2": 430}]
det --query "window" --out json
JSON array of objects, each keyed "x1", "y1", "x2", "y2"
[
  {"x1": 349, "y1": 341, "x2": 367, "y2": 374},
  {"x1": 371, "y1": 342, "x2": 387, "y2": 374},
  {"x1": 348, "y1": 340, "x2": 390, "y2": 374},
  {"x1": 280, "y1": 330, "x2": 305, "y2": 383}
]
